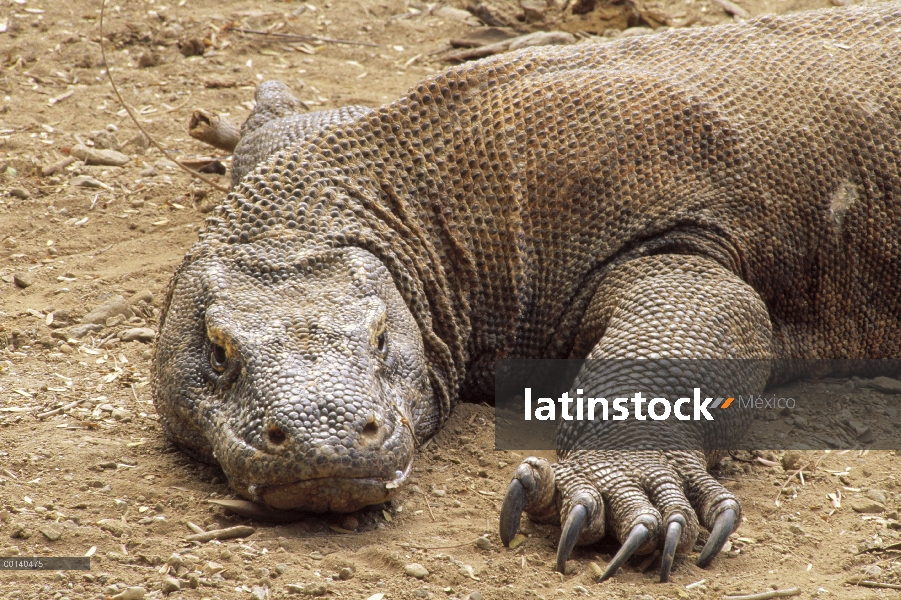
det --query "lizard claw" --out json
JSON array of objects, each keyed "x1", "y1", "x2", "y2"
[
  {"x1": 696, "y1": 507, "x2": 735, "y2": 568},
  {"x1": 500, "y1": 478, "x2": 530, "y2": 546},
  {"x1": 599, "y1": 523, "x2": 651, "y2": 582},
  {"x1": 659, "y1": 518, "x2": 683, "y2": 582},
  {"x1": 556, "y1": 504, "x2": 588, "y2": 573}
]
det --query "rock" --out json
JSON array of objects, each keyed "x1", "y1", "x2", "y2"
[
  {"x1": 97, "y1": 518, "x2": 127, "y2": 536},
  {"x1": 620, "y1": 26, "x2": 655, "y2": 38},
  {"x1": 851, "y1": 499, "x2": 885, "y2": 514},
  {"x1": 179, "y1": 37, "x2": 206, "y2": 56},
  {"x1": 137, "y1": 51, "x2": 160, "y2": 68},
  {"x1": 9, "y1": 187, "x2": 30, "y2": 199},
  {"x1": 111, "y1": 587, "x2": 147, "y2": 600},
  {"x1": 871, "y1": 376, "x2": 901, "y2": 394},
  {"x1": 71, "y1": 175, "x2": 103, "y2": 188},
  {"x1": 12, "y1": 273, "x2": 34, "y2": 288},
  {"x1": 862, "y1": 564, "x2": 883, "y2": 577},
  {"x1": 111, "y1": 408, "x2": 133, "y2": 422},
  {"x1": 106, "y1": 314, "x2": 127, "y2": 328},
  {"x1": 520, "y1": 0, "x2": 547, "y2": 22},
  {"x1": 91, "y1": 131, "x2": 120, "y2": 152},
  {"x1": 788, "y1": 524, "x2": 805, "y2": 536},
  {"x1": 474, "y1": 536, "x2": 491, "y2": 549},
  {"x1": 54, "y1": 323, "x2": 103, "y2": 340},
  {"x1": 340, "y1": 515, "x2": 359, "y2": 531},
  {"x1": 507, "y1": 31, "x2": 576, "y2": 51},
  {"x1": 70, "y1": 145, "x2": 130, "y2": 167},
  {"x1": 250, "y1": 585, "x2": 269, "y2": 600},
  {"x1": 465, "y1": 592, "x2": 483, "y2": 600},
  {"x1": 781, "y1": 450, "x2": 805, "y2": 471},
  {"x1": 118, "y1": 327, "x2": 156, "y2": 342},
  {"x1": 82, "y1": 295, "x2": 134, "y2": 325},
  {"x1": 404, "y1": 563, "x2": 429, "y2": 579},
  {"x1": 39, "y1": 526, "x2": 62, "y2": 541},
  {"x1": 161, "y1": 576, "x2": 181, "y2": 593},
  {"x1": 10, "y1": 523, "x2": 31, "y2": 538},
  {"x1": 286, "y1": 583, "x2": 328, "y2": 596},
  {"x1": 436, "y1": 6, "x2": 480, "y2": 23},
  {"x1": 129, "y1": 289, "x2": 154, "y2": 305},
  {"x1": 48, "y1": 309, "x2": 76, "y2": 328},
  {"x1": 867, "y1": 489, "x2": 888, "y2": 505}
]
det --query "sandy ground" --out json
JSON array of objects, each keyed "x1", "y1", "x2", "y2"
[{"x1": 1, "y1": 0, "x2": 900, "y2": 598}]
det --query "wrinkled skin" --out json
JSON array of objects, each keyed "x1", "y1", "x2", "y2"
[
  {"x1": 154, "y1": 3, "x2": 901, "y2": 582},
  {"x1": 154, "y1": 243, "x2": 438, "y2": 512}
]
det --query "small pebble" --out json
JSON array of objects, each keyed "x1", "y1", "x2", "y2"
[
  {"x1": 851, "y1": 499, "x2": 885, "y2": 513},
  {"x1": 118, "y1": 327, "x2": 156, "y2": 342},
  {"x1": 474, "y1": 536, "x2": 491, "y2": 549},
  {"x1": 13, "y1": 273, "x2": 34, "y2": 288},
  {"x1": 275, "y1": 563, "x2": 289, "y2": 575},
  {"x1": 111, "y1": 408, "x2": 133, "y2": 422},
  {"x1": 137, "y1": 51, "x2": 160, "y2": 68},
  {"x1": 250, "y1": 585, "x2": 268, "y2": 600},
  {"x1": 82, "y1": 295, "x2": 134, "y2": 325},
  {"x1": 58, "y1": 323, "x2": 103, "y2": 339},
  {"x1": 111, "y1": 587, "x2": 146, "y2": 600},
  {"x1": 39, "y1": 526, "x2": 62, "y2": 541},
  {"x1": 285, "y1": 582, "x2": 327, "y2": 595},
  {"x1": 338, "y1": 566, "x2": 353, "y2": 580},
  {"x1": 70, "y1": 145, "x2": 129, "y2": 167},
  {"x1": 862, "y1": 564, "x2": 883, "y2": 577},
  {"x1": 129, "y1": 289, "x2": 154, "y2": 305},
  {"x1": 871, "y1": 376, "x2": 901, "y2": 394},
  {"x1": 867, "y1": 489, "x2": 888, "y2": 505},
  {"x1": 404, "y1": 563, "x2": 429, "y2": 579},
  {"x1": 97, "y1": 518, "x2": 126, "y2": 536},
  {"x1": 9, "y1": 187, "x2": 30, "y2": 199},
  {"x1": 161, "y1": 576, "x2": 181, "y2": 593},
  {"x1": 71, "y1": 175, "x2": 103, "y2": 188}
]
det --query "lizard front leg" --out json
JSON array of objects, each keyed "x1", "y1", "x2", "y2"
[{"x1": 500, "y1": 254, "x2": 773, "y2": 581}]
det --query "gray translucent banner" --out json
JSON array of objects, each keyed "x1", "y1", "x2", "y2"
[
  {"x1": 494, "y1": 359, "x2": 901, "y2": 450},
  {"x1": 0, "y1": 557, "x2": 90, "y2": 570}
]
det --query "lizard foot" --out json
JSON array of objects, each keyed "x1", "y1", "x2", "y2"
[{"x1": 500, "y1": 451, "x2": 740, "y2": 582}]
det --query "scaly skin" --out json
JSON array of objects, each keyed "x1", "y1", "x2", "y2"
[{"x1": 153, "y1": 3, "x2": 901, "y2": 581}]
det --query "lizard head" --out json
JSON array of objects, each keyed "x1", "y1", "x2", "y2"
[{"x1": 152, "y1": 240, "x2": 435, "y2": 512}]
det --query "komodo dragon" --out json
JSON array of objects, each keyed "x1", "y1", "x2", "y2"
[{"x1": 153, "y1": 2, "x2": 901, "y2": 583}]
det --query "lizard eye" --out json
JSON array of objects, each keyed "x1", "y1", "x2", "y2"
[
  {"x1": 377, "y1": 331, "x2": 388, "y2": 356},
  {"x1": 210, "y1": 343, "x2": 228, "y2": 373}
]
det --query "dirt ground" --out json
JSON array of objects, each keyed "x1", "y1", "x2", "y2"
[{"x1": 1, "y1": 0, "x2": 901, "y2": 598}]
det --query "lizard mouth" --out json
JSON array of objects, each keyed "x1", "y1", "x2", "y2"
[{"x1": 242, "y1": 460, "x2": 413, "y2": 513}]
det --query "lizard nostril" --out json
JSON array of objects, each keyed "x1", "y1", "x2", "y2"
[
  {"x1": 360, "y1": 416, "x2": 380, "y2": 440},
  {"x1": 267, "y1": 425, "x2": 287, "y2": 445}
]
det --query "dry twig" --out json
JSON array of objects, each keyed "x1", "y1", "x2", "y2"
[
  {"x1": 229, "y1": 27, "x2": 380, "y2": 47},
  {"x1": 724, "y1": 587, "x2": 801, "y2": 600},
  {"x1": 99, "y1": 0, "x2": 229, "y2": 192}
]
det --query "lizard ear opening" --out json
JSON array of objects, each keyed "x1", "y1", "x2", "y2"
[
  {"x1": 210, "y1": 343, "x2": 228, "y2": 373},
  {"x1": 377, "y1": 330, "x2": 388, "y2": 356}
]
